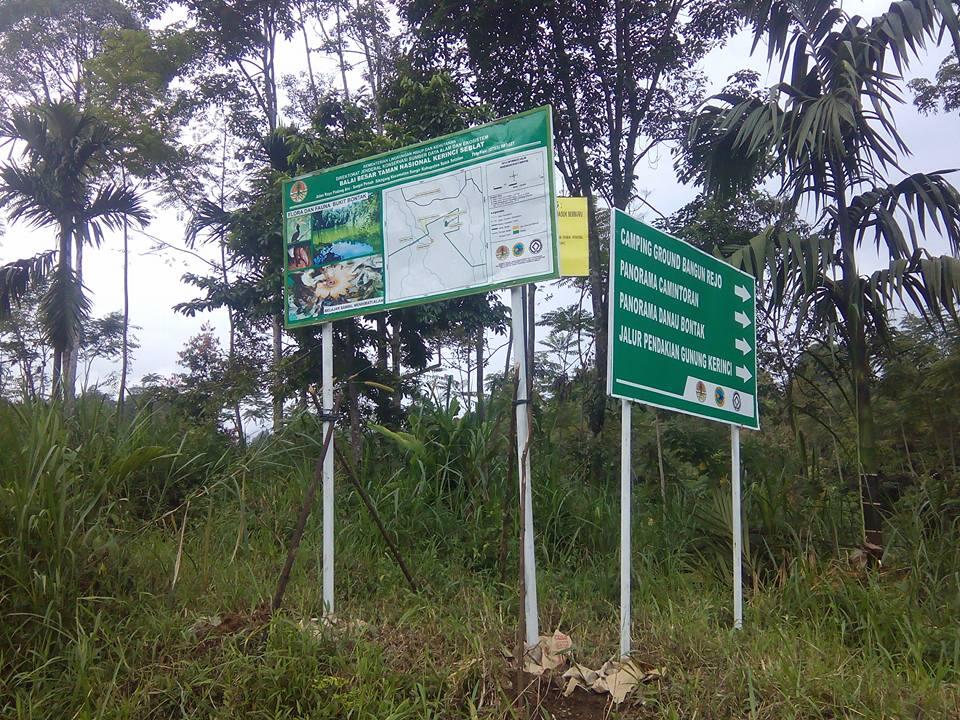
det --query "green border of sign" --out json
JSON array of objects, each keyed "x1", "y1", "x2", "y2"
[
  {"x1": 606, "y1": 208, "x2": 760, "y2": 430},
  {"x1": 281, "y1": 106, "x2": 560, "y2": 328}
]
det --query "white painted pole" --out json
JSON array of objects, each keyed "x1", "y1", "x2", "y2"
[
  {"x1": 511, "y1": 285, "x2": 539, "y2": 647},
  {"x1": 322, "y1": 321, "x2": 335, "y2": 615},
  {"x1": 731, "y1": 424, "x2": 743, "y2": 629},
  {"x1": 619, "y1": 398, "x2": 632, "y2": 658}
]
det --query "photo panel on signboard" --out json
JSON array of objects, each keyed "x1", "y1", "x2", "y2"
[
  {"x1": 310, "y1": 192, "x2": 383, "y2": 267},
  {"x1": 287, "y1": 242, "x2": 312, "y2": 270},
  {"x1": 286, "y1": 256, "x2": 386, "y2": 324}
]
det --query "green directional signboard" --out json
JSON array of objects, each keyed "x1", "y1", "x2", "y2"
[
  {"x1": 281, "y1": 106, "x2": 559, "y2": 327},
  {"x1": 607, "y1": 209, "x2": 759, "y2": 429}
]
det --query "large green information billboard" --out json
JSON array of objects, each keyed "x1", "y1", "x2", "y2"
[
  {"x1": 607, "y1": 209, "x2": 759, "y2": 429},
  {"x1": 281, "y1": 107, "x2": 559, "y2": 327}
]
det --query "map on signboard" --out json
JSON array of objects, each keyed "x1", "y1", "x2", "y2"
[
  {"x1": 383, "y1": 167, "x2": 487, "y2": 301},
  {"x1": 383, "y1": 148, "x2": 550, "y2": 302},
  {"x1": 281, "y1": 107, "x2": 558, "y2": 326}
]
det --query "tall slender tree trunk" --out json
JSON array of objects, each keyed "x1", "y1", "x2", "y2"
[
  {"x1": 54, "y1": 222, "x2": 75, "y2": 411},
  {"x1": 0, "y1": 350, "x2": 6, "y2": 398},
  {"x1": 252, "y1": 11, "x2": 284, "y2": 434},
  {"x1": 118, "y1": 216, "x2": 130, "y2": 415},
  {"x1": 546, "y1": 7, "x2": 606, "y2": 436},
  {"x1": 368, "y1": 0, "x2": 387, "y2": 128},
  {"x1": 375, "y1": 316, "x2": 388, "y2": 369},
  {"x1": 373, "y1": 315, "x2": 390, "y2": 419},
  {"x1": 654, "y1": 410, "x2": 666, "y2": 501},
  {"x1": 52, "y1": 351, "x2": 62, "y2": 398},
  {"x1": 834, "y1": 167, "x2": 882, "y2": 548},
  {"x1": 354, "y1": 0, "x2": 377, "y2": 98},
  {"x1": 220, "y1": 242, "x2": 245, "y2": 447},
  {"x1": 345, "y1": 321, "x2": 363, "y2": 463},
  {"x1": 75, "y1": 235, "x2": 83, "y2": 286},
  {"x1": 12, "y1": 324, "x2": 37, "y2": 400},
  {"x1": 210, "y1": 128, "x2": 244, "y2": 445},
  {"x1": 272, "y1": 315, "x2": 283, "y2": 432},
  {"x1": 851, "y1": 317, "x2": 883, "y2": 548},
  {"x1": 334, "y1": 2, "x2": 351, "y2": 102},
  {"x1": 475, "y1": 329, "x2": 485, "y2": 421},
  {"x1": 299, "y1": 4, "x2": 318, "y2": 102},
  {"x1": 62, "y1": 346, "x2": 76, "y2": 414},
  {"x1": 118, "y1": 167, "x2": 133, "y2": 416},
  {"x1": 390, "y1": 316, "x2": 402, "y2": 413},
  {"x1": 64, "y1": 232, "x2": 82, "y2": 409},
  {"x1": 585, "y1": 196, "x2": 607, "y2": 436}
]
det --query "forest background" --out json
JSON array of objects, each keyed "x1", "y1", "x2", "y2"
[{"x1": 1, "y1": 0, "x2": 960, "y2": 718}]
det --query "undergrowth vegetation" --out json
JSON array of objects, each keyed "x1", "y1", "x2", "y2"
[{"x1": 2, "y1": 392, "x2": 958, "y2": 719}]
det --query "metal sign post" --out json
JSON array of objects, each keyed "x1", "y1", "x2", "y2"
[
  {"x1": 619, "y1": 398, "x2": 632, "y2": 657},
  {"x1": 511, "y1": 285, "x2": 539, "y2": 647},
  {"x1": 731, "y1": 424, "x2": 743, "y2": 629},
  {"x1": 322, "y1": 321, "x2": 335, "y2": 614}
]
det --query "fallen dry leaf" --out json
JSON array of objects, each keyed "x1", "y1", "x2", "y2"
[
  {"x1": 297, "y1": 615, "x2": 371, "y2": 640},
  {"x1": 561, "y1": 656, "x2": 664, "y2": 703},
  {"x1": 523, "y1": 631, "x2": 572, "y2": 675}
]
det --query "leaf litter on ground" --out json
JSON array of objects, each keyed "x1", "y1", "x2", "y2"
[{"x1": 519, "y1": 629, "x2": 664, "y2": 704}]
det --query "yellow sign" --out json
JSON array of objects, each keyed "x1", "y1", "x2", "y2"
[{"x1": 557, "y1": 197, "x2": 589, "y2": 276}]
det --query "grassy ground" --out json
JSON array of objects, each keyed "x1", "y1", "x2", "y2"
[{"x1": 2, "y1": 398, "x2": 958, "y2": 718}]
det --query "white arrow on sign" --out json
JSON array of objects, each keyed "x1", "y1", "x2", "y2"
[
  {"x1": 735, "y1": 338, "x2": 752, "y2": 356},
  {"x1": 734, "y1": 310, "x2": 751, "y2": 328},
  {"x1": 736, "y1": 365, "x2": 753, "y2": 383},
  {"x1": 734, "y1": 284, "x2": 751, "y2": 302}
]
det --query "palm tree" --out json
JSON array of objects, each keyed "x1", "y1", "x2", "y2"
[
  {"x1": 685, "y1": 0, "x2": 960, "y2": 547},
  {"x1": 0, "y1": 101, "x2": 150, "y2": 410}
]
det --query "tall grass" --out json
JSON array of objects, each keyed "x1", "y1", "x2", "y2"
[{"x1": 1, "y1": 395, "x2": 958, "y2": 718}]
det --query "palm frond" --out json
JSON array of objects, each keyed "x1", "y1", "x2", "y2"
[
  {"x1": 866, "y1": 253, "x2": 960, "y2": 326},
  {"x1": 746, "y1": 0, "x2": 840, "y2": 60},
  {"x1": 869, "y1": 0, "x2": 957, "y2": 71},
  {"x1": 0, "y1": 251, "x2": 56, "y2": 319},
  {"x1": 748, "y1": 0, "x2": 957, "y2": 68},
  {"x1": 683, "y1": 95, "x2": 775, "y2": 197},
  {"x1": 724, "y1": 225, "x2": 835, "y2": 302},
  {"x1": 709, "y1": 0, "x2": 958, "y2": 206},
  {"x1": 39, "y1": 264, "x2": 91, "y2": 353},
  {"x1": 262, "y1": 129, "x2": 294, "y2": 173},
  {"x1": 0, "y1": 106, "x2": 49, "y2": 154},
  {"x1": 724, "y1": 223, "x2": 960, "y2": 345},
  {"x1": 81, "y1": 183, "x2": 151, "y2": 246},
  {"x1": 0, "y1": 165, "x2": 63, "y2": 229},
  {"x1": 842, "y1": 172, "x2": 960, "y2": 259},
  {"x1": 185, "y1": 199, "x2": 235, "y2": 248}
]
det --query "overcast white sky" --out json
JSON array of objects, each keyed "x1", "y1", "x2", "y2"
[{"x1": 0, "y1": 0, "x2": 955, "y2": 393}]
